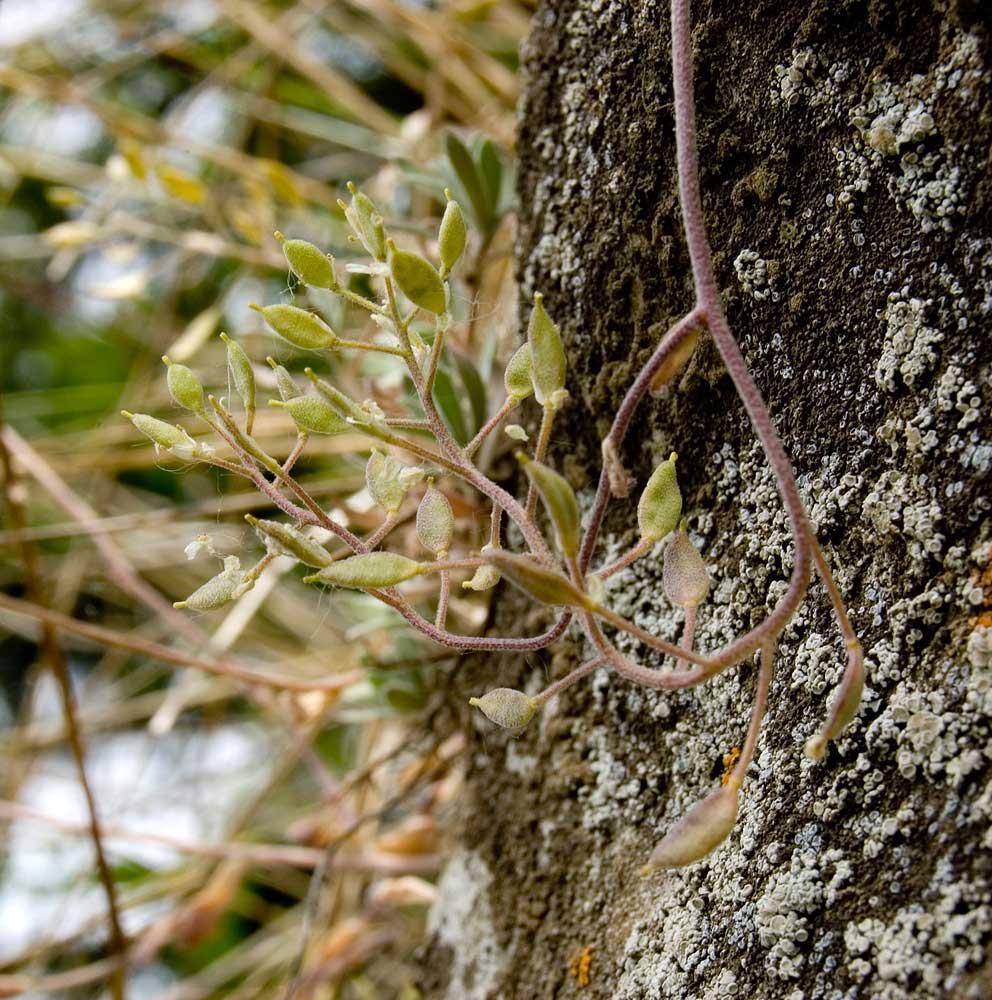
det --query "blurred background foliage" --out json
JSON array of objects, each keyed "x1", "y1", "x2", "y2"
[{"x1": 0, "y1": 0, "x2": 530, "y2": 996}]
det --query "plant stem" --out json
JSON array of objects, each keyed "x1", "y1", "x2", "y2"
[{"x1": 525, "y1": 404, "x2": 555, "y2": 518}]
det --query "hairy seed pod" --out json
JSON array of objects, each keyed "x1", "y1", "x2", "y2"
[
  {"x1": 305, "y1": 552, "x2": 423, "y2": 589},
  {"x1": 640, "y1": 783, "x2": 740, "y2": 874},
  {"x1": 175, "y1": 558, "x2": 248, "y2": 610},
  {"x1": 220, "y1": 334, "x2": 255, "y2": 428},
  {"x1": 462, "y1": 563, "x2": 501, "y2": 592},
  {"x1": 649, "y1": 328, "x2": 700, "y2": 394},
  {"x1": 469, "y1": 688, "x2": 536, "y2": 730},
  {"x1": 438, "y1": 190, "x2": 466, "y2": 273},
  {"x1": 366, "y1": 451, "x2": 424, "y2": 513},
  {"x1": 416, "y1": 482, "x2": 454, "y2": 556},
  {"x1": 162, "y1": 356, "x2": 204, "y2": 411},
  {"x1": 266, "y1": 357, "x2": 298, "y2": 401},
  {"x1": 253, "y1": 304, "x2": 337, "y2": 350},
  {"x1": 519, "y1": 455, "x2": 580, "y2": 558},
  {"x1": 805, "y1": 644, "x2": 866, "y2": 760},
  {"x1": 276, "y1": 232, "x2": 337, "y2": 289},
  {"x1": 387, "y1": 239, "x2": 447, "y2": 314},
  {"x1": 663, "y1": 521, "x2": 709, "y2": 608},
  {"x1": 483, "y1": 551, "x2": 589, "y2": 608},
  {"x1": 343, "y1": 182, "x2": 386, "y2": 261},
  {"x1": 638, "y1": 452, "x2": 682, "y2": 543},
  {"x1": 269, "y1": 396, "x2": 349, "y2": 435},
  {"x1": 527, "y1": 293, "x2": 566, "y2": 407},
  {"x1": 123, "y1": 411, "x2": 197, "y2": 453},
  {"x1": 503, "y1": 343, "x2": 534, "y2": 401},
  {"x1": 246, "y1": 515, "x2": 332, "y2": 568}
]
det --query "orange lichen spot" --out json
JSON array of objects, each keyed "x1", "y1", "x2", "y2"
[
  {"x1": 721, "y1": 747, "x2": 741, "y2": 785},
  {"x1": 569, "y1": 945, "x2": 593, "y2": 987}
]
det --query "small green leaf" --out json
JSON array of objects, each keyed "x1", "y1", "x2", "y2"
[
  {"x1": 445, "y1": 131, "x2": 490, "y2": 233},
  {"x1": 478, "y1": 139, "x2": 502, "y2": 216},
  {"x1": 388, "y1": 240, "x2": 447, "y2": 314},
  {"x1": 452, "y1": 348, "x2": 488, "y2": 435},
  {"x1": 431, "y1": 364, "x2": 468, "y2": 445},
  {"x1": 527, "y1": 293, "x2": 566, "y2": 406},
  {"x1": 483, "y1": 550, "x2": 589, "y2": 608},
  {"x1": 305, "y1": 552, "x2": 423, "y2": 589},
  {"x1": 519, "y1": 455, "x2": 580, "y2": 558}
]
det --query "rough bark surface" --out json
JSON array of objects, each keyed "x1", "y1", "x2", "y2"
[{"x1": 421, "y1": 2, "x2": 992, "y2": 998}]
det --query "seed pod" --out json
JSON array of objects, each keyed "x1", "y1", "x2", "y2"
[
  {"x1": 638, "y1": 452, "x2": 682, "y2": 543},
  {"x1": 469, "y1": 688, "x2": 536, "y2": 730},
  {"x1": 246, "y1": 515, "x2": 332, "y2": 568},
  {"x1": 483, "y1": 550, "x2": 589, "y2": 608},
  {"x1": 640, "y1": 783, "x2": 740, "y2": 874},
  {"x1": 805, "y1": 644, "x2": 865, "y2": 760},
  {"x1": 123, "y1": 411, "x2": 197, "y2": 453},
  {"x1": 663, "y1": 521, "x2": 709, "y2": 608},
  {"x1": 416, "y1": 481, "x2": 454, "y2": 556},
  {"x1": 519, "y1": 454, "x2": 579, "y2": 558},
  {"x1": 342, "y1": 182, "x2": 386, "y2": 261},
  {"x1": 265, "y1": 357, "x2": 298, "y2": 401},
  {"x1": 438, "y1": 190, "x2": 467, "y2": 274},
  {"x1": 269, "y1": 396, "x2": 349, "y2": 435},
  {"x1": 162, "y1": 356, "x2": 204, "y2": 412},
  {"x1": 276, "y1": 232, "x2": 337, "y2": 289},
  {"x1": 462, "y1": 563, "x2": 501, "y2": 592},
  {"x1": 505, "y1": 424, "x2": 528, "y2": 442},
  {"x1": 175, "y1": 557, "x2": 248, "y2": 610},
  {"x1": 304, "y1": 552, "x2": 423, "y2": 589},
  {"x1": 387, "y1": 239, "x2": 447, "y2": 314},
  {"x1": 366, "y1": 451, "x2": 424, "y2": 513},
  {"x1": 503, "y1": 343, "x2": 534, "y2": 401},
  {"x1": 253, "y1": 304, "x2": 337, "y2": 350},
  {"x1": 219, "y1": 334, "x2": 255, "y2": 430},
  {"x1": 650, "y1": 328, "x2": 700, "y2": 394},
  {"x1": 527, "y1": 293, "x2": 566, "y2": 407}
]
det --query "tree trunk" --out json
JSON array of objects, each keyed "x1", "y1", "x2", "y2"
[{"x1": 422, "y1": 1, "x2": 992, "y2": 997}]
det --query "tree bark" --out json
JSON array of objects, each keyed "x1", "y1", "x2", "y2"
[{"x1": 422, "y1": 1, "x2": 992, "y2": 997}]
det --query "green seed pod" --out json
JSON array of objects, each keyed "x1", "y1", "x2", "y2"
[
  {"x1": 640, "y1": 783, "x2": 740, "y2": 874},
  {"x1": 387, "y1": 239, "x2": 447, "y2": 314},
  {"x1": 269, "y1": 396, "x2": 349, "y2": 435},
  {"x1": 637, "y1": 452, "x2": 682, "y2": 543},
  {"x1": 174, "y1": 557, "x2": 248, "y2": 611},
  {"x1": 219, "y1": 334, "x2": 256, "y2": 430},
  {"x1": 663, "y1": 521, "x2": 709, "y2": 609},
  {"x1": 483, "y1": 550, "x2": 590, "y2": 608},
  {"x1": 253, "y1": 304, "x2": 337, "y2": 350},
  {"x1": 416, "y1": 481, "x2": 454, "y2": 556},
  {"x1": 305, "y1": 552, "x2": 423, "y2": 589},
  {"x1": 266, "y1": 357, "x2": 298, "y2": 401},
  {"x1": 503, "y1": 343, "x2": 534, "y2": 401},
  {"x1": 123, "y1": 411, "x2": 197, "y2": 454},
  {"x1": 162, "y1": 356, "x2": 204, "y2": 412},
  {"x1": 438, "y1": 190, "x2": 466, "y2": 274},
  {"x1": 527, "y1": 293, "x2": 566, "y2": 407},
  {"x1": 650, "y1": 328, "x2": 700, "y2": 394},
  {"x1": 462, "y1": 563, "x2": 501, "y2": 592},
  {"x1": 805, "y1": 645, "x2": 865, "y2": 761},
  {"x1": 342, "y1": 182, "x2": 386, "y2": 261},
  {"x1": 366, "y1": 450, "x2": 424, "y2": 513},
  {"x1": 245, "y1": 514, "x2": 332, "y2": 568},
  {"x1": 518, "y1": 454, "x2": 579, "y2": 558},
  {"x1": 275, "y1": 232, "x2": 337, "y2": 289},
  {"x1": 469, "y1": 688, "x2": 536, "y2": 731}
]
